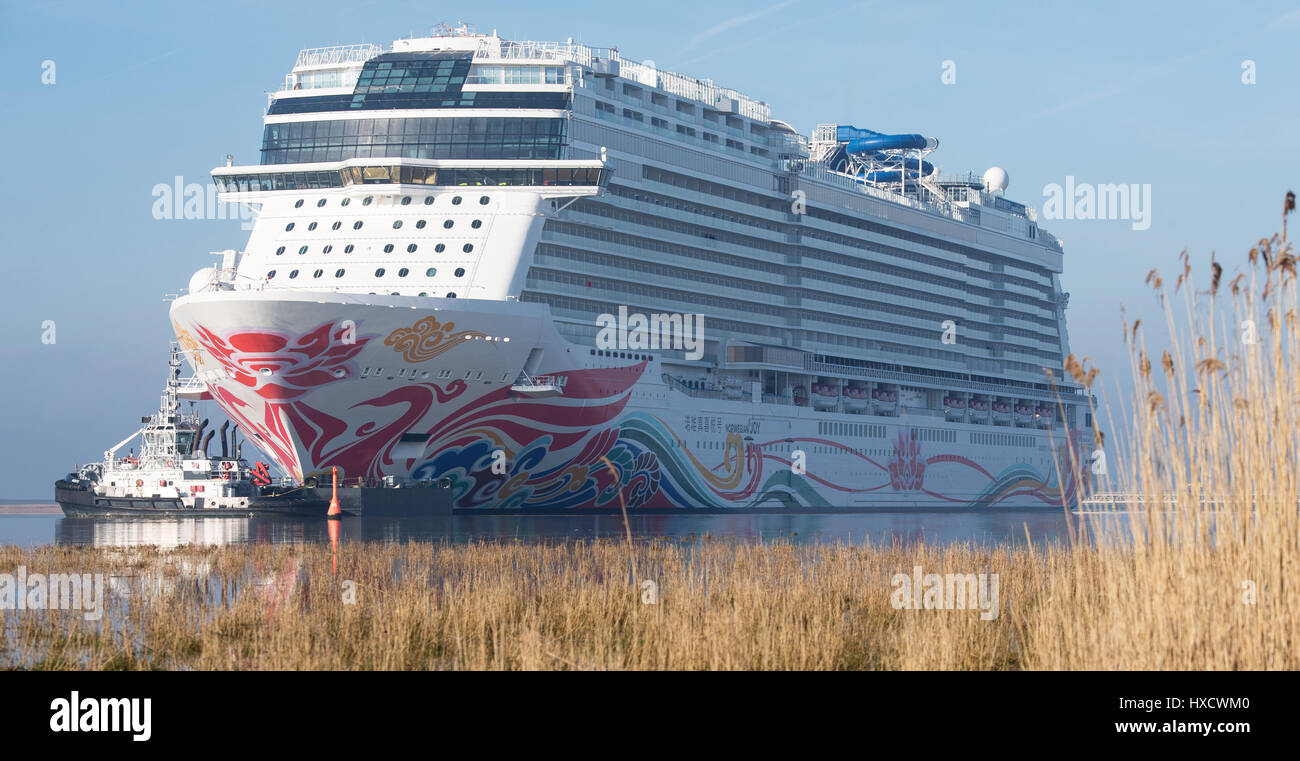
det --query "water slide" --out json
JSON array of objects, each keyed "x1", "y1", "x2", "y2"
[{"x1": 837, "y1": 125, "x2": 937, "y2": 182}]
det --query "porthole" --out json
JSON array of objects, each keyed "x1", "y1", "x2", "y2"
[
  {"x1": 425, "y1": 267, "x2": 437, "y2": 277},
  {"x1": 447, "y1": 292, "x2": 457, "y2": 298},
  {"x1": 398, "y1": 268, "x2": 409, "y2": 277},
  {"x1": 454, "y1": 267, "x2": 465, "y2": 277},
  {"x1": 285, "y1": 222, "x2": 295, "y2": 231},
  {"x1": 418, "y1": 292, "x2": 428, "y2": 297},
  {"x1": 384, "y1": 244, "x2": 395, "y2": 253},
  {"x1": 308, "y1": 222, "x2": 318, "y2": 231},
  {"x1": 443, "y1": 220, "x2": 454, "y2": 229},
  {"x1": 462, "y1": 244, "x2": 473, "y2": 253},
  {"x1": 289, "y1": 269, "x2": 299, "y2": 279},
  {"x1": 317, "y1": 198, "x2": 327, "y2": 207},
  {"x1": 275, "y1": 246, "x2": 285, "y2": 256},
  {"x1": 344, "y1": 244, "x2": 355, "y2": 253},
  {"x1": 353, "y1": 221, "x2": 363, "y2": 230},
  {"x1": 341, "y1": 198, "x2": 351, "y2": 207},
  {"x1": 401, "y1": 196, "x2": 412, "y2": 206},
  {"x1": 374, "y1": 268, "x2": 385, "y2": 277},
  {"x1": 435, "y1": 243, "x2": 446, "y2": 253},
  {"x1": 415, "y1": 220, "x2": 426, "y2": 229},
  {"x1": 313, "y1": 269, "x2": 324, "y2": 278},
  {"x1": 362, "y1": 196, "x2": 373, "y2": 206},
  {"x1": 298, "y1": 245, "x2": 308, "y2": 255},
  {"x1": 267, "y1": 270, "x2": 277, "y2": 279},
  {"x1": 451, "y1": 196, "x2": 462, "y2": 205},
  {"x1": 479, "y1": 196, "x2": 489, "y2": 205},
  {"x1": 335, "y1": 269, "x2": 345, "y2": 277},
  {"x1": 332, "y1": 221, "x2": 342, "y2": 230},
  {"x1": 423, "y1": 196, "x2": 434, "y2": 205},
  {"x1": 390, "y1": 292, "x2": 400, "y2": 296},
  {"x1": 407, "y1": 244, "x2": 417, "y2": 253},
  {"x1": 294, "y1": 199, "x2": 304, "y2": 208},
  {"x1": 393, "y1": 220, "x2": 403, "y2": 229},
  {"x1": 323, "y1": 245, "x2": 333, "y2": 254},
  {"x1": 471, "y1": 219, "x2": 483, "y2": 229}
]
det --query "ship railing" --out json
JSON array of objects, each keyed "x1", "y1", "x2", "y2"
[
  {"x1": 794, "y1": 161, "x2": 964, "y2": 221},
  {"x1": 802, "y1": 359, "x2": 1087, "y2": 401},
  {"x1": 662, "y1": 373, "x2": 727, "y2": 399},
  {"x1": 174, "y1": 376, "x2": 209, "y2": 394},
  {"x1": 492, "y1": 39, "x2": 769, "y2": 122},
  {"x1": 294, "y1": 43, "x2": 384, "y2": 70}
]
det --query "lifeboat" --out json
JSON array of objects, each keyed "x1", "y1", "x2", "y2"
[
  {"x1": 811, "y1": 383, "x2": 840, "y2": 410},
  {"x1": 871, "y1": 388, "x2": 898, "y2": 413},
  {"x1": 842, "y1": 386, "x2": 870, "y2": 412}
]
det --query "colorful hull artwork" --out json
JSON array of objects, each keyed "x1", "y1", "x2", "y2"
[{"x1": 171, "y1": 292, "x2": 1086, "y2": 511}]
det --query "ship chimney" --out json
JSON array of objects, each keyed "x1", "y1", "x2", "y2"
[
  {"x1": 201, "y1": 430, "x2": 214, "y2": 456},
  {"x1": 192, "y1": 419, "x2": 209, "y2": 454},
  {"x1": 230, "y1": 424, "x2": 238, "y2": 459},
  {"x1": 219, "y1": 421, "x2": 230, "y2": 458}
]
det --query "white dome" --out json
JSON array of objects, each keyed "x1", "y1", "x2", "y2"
[
  {"x1": 983, "y1": 166, "x2": 1009, "y2": 194},
  {"x1": 188, "y1": 267, "x2": 218, "y2": 294}
]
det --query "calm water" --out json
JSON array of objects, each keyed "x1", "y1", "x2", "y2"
[{"x1": 0, "y1": 508, "x2": 1096, "y2": 548}]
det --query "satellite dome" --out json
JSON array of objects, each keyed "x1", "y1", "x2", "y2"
[
  {"x1": 983, "y1": 166, "x2": 1009, "y2": 194},
  {"x1": 188, "y1": 267, "x2": 218, "y2": 294}
]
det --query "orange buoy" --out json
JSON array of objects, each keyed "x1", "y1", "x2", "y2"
[
  {"x1": 327, "y1": 466, "x2": 342, "y2": 517},
  {"x1": 135, "y1": 479, "x2": 144, "y2": 487}
]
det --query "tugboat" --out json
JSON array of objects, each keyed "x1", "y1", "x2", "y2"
[{"x1": 54, "y1": 347, "x2": 330, "y2": 517}]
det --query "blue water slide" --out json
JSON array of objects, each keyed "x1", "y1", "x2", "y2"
[
  {"x1": 844, "y1": 133, "x2": 930, "y2": 154},
  {"x1": 837, "y1": 125, "x2": 936, "y2": 178}
]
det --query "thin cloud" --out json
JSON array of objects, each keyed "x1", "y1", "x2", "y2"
[
  {"x1": 676, "y1": 1, "x2": 857, "y2": 70},
  {"x1": 1270, "y1": 7, "x2": 1300, "y2": 24},
  {"x1": 1031, "y1": 10, "x2": 1296, "y2": 119},
  {"x1": 684, "y1": 0, "x2": 802, "y2": 50}
]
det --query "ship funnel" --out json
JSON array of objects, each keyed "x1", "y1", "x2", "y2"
[
  {"x1": 219, "y1": 421, "x2": 230, "y2": 458},
  {"x1": 192, "y1": 419, "x2": 209, "y2": 454},
  {"x1": 201, "y1": 430, "x2": 215, "y2": 456},
  {"x1": 230, "y1": 425, "x2": 238, "y2": 460}
]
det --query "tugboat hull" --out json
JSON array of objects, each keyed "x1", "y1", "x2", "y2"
[{"x1": 54, "y1": 481, "x2": 329, "y2": 518}]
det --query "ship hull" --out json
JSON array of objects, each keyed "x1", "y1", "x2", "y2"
[
  {"x1": 170, "y1": 290, "x2": 1086, "y2": 512},
  {"x1": 54, "y1": 481, "x2": 329, "y2": 518}
]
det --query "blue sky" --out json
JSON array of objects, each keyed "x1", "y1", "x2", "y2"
[{"x1": 0, "y1": 0, "x2": 1297, "y2": 498}]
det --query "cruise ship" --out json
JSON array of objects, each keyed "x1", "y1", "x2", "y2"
[{"x1": 170, "y1": 25, "x2": 1095, "y2": 511}]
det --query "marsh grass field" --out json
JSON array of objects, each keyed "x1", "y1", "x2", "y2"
[
  {"x1": 0, "y1": 525, "x2": 1294, "y2": 670},
  {"x1": 4, "y1": 215, "x2": 1300, "y2": 671}
]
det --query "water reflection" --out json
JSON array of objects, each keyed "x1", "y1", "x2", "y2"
[{"x1": 35, "y1": 511, "x2": 1095, "y2": 549}]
